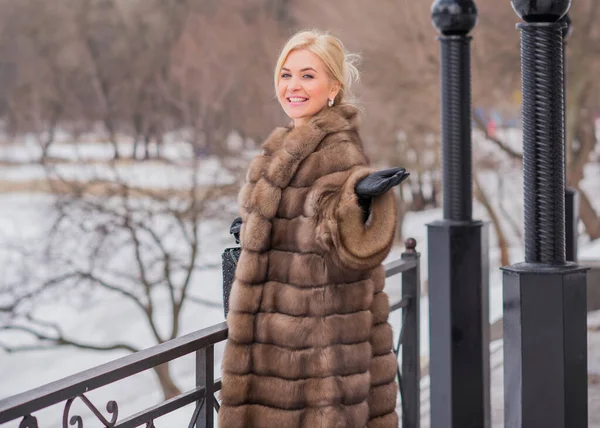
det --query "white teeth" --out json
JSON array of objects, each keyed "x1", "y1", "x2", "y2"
[{"x1": 289, "y1": 97, "x2": 307, "y2": 102}]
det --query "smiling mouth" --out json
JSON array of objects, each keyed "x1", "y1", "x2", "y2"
[{"x1": 287, "y1": 97, "x2": 308, "y2": 103}]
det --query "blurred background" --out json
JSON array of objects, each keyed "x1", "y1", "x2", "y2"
[{"x1": 0, "y1": 0, "x2": 598, "y2": 425}]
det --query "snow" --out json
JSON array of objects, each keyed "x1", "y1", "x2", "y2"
[
  {"x1": 582, "y1": 237, "x2": 600, "y2": 260},
  {"x1": 0, "y1": 138, "x2": 242, "y2": 426},
  {"x1": 0, "y1": 191, "x2": 230, "y2": 427},
  {"x1": 0, "y1": 158, "x2": 235, "y2": 190},
  {"x1": 0, "y1": 132, "x2": 598, "y2": 427}
]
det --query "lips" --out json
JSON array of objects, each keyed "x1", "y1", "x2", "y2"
[{"x1": 287, "y1": 96, "x2": 308, "y2": 103}]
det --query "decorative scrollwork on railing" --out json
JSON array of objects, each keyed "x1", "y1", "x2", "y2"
[
  {"x1": 19, "y1": 415, "x2": 39, "y2": 428},
  {"x1": 62, "y1": 394, "x2": 118, "y2": 427}
]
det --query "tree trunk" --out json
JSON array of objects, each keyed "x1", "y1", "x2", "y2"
[
  {"x1": 395, "y1": 186, "x2": 408, "y2": 243},
  {"x1": 577, "y1": 186, "x2": 600, "y2": 241},
  {"x1": 156, "y1": 134, "x2": 163, "y2": 159},
  {"x1": 132, "y1": 136, "x2": 140, "y2": 160},
  {"x1": 104, "y1": 117, "x2": 120, "y2": 160},
  {"x1": 496, "y1": 173, "x2": 523, "y2": 243},
  {"x1": 474, "y1": 172, "x2": 511, "y2": 267},
  {"x1": 566, "y1": 78, "x2": 599, "y2": 242},
  {"x1": 153, "y1": 362, "x2": 182, "y2": 400},
  {"x1": 411, "y1": 172, "x2": 426, "y2": 211},
  {"x1": 144, "y1": 133, "x2": 151, "y2": 160},
  {"x1": 430, "y1": 170, "x2": 440, "y2": 208}
]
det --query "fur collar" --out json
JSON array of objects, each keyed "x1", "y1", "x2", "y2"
[
  {"x1": 258, "y1": 104, "x2": 360, "y2": 188},
  {"x1": 262, "y1": 104, "x2": 359, "y2": 189},
  {"x1": 262, "y1": 104, "x2": 360, "y2": 154}
]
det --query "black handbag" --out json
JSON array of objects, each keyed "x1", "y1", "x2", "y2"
[
  {"x1": 221, "y1": 246, "x2": 240, "y2": 318},
  {"x1": 222, "y1": 217, "x2": 242, "y2": 318}
]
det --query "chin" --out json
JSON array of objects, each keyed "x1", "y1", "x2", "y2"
[
  {"x1": 282, "y1": 106, "x2": 325, "y2": 123},
  {"x1": 282, "y1": 108, "x2": 306, "y2": 121}
]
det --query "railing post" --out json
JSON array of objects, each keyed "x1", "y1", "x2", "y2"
[
  {"x1": 503, "y1": 1, "x2": 588, "y2": 427},
  {"x1": 428, "y1": 1, "x2": 491, "y2": 427},
  {"x1": 195, "y1": 345, "x2": 214, "y2": 428},
  {"x1": 401, "y1": 238, "x2": 421, "y2": 428}
]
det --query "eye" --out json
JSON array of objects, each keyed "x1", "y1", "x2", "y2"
[
  {"x1": 303, "y1": 74, "x2": 314, "y2": 79},
  {"x1": 281, "y1": 73, "x2": 291, "y2": 78}
]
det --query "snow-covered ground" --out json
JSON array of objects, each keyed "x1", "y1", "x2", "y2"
[
  {"x1": 0, "y1": 190, "x2": 231, "y2": 427},
  {"x1": 0, "y1": 132, "x2": 599, "y2": 427},
  {"x1": 0, "y1": 139, "x2": 242, "y2": 191}
]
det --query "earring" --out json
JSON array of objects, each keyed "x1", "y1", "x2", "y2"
[{"x1": 328, "y1": 98, "x2": 334, "y2": 107}]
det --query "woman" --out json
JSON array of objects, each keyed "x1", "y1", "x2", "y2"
[{"x1": 219, "y1": 29, "x2": 408, "y2": 428}]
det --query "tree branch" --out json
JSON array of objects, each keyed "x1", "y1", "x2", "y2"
[
  {"x1": 474, "y1": 170, "x2": 511, "y2": 266},
  {"x1": 127, "y1": 215, "x2": 178, "y2": 308},
  {"x1": 473, "y1": 113, "x2": 523, "y2": 161},
  {"x1": 575, "y1": 184, "x2": 600, "y2": 241},
  {"x1": 0, "y1": 325, "x2": 138, "y2": 354},
  {"x1": 174, "y1": 190, "x2": 200, "y2": 336},
  {"x1": 0, "y1": 272, "x2": 82, "y2": 313},
  {"x1": 79, "y1": 271, "x2": 165, "y2": 345}
]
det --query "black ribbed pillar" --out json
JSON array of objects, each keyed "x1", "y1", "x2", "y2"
[
  {"x1": 503, "y1": 1, "x2": 588, "y2": 427},
  {"x1": 428, "y1": 1, "x2": 490, "y2": 427}
]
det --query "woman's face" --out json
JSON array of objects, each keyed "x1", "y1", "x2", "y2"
[{"x1": 277, "y1": 49, "x2": 340, "y2": 127}]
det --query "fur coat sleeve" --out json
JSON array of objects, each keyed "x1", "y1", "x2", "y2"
[
  {"x1": 309, "y1": 164, "x2": 397, "y2": 271},
  {"x1": 219, "y1": 104, "x2": 399, "y2": 428}
]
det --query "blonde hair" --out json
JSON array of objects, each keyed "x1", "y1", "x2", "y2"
[{"x1": 274, "y1": 29, "x2": 361, "y2": 106}]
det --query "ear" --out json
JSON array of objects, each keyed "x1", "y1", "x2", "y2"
[{"x1": 329, "y1": 80, "x2": 341, "y2": 101}]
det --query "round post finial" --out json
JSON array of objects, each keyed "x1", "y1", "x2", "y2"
[
  {"x1": 405, "y1": 238, "x2": 417, "y2": 253},
  {"x1": 431, "y1": 0, "x2": 478, "y2": 36},
  {"x1": 510, "y1": 0, "x2": 571, "y2": 23}
]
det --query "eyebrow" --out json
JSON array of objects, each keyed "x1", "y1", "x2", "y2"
[{"x1": 281, "y1": 67, "x2": 318, "y2": 73}]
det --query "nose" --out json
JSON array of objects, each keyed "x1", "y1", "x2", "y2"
[{"x1": 289, "y1": 75, "x2": 302, "y2": 91}]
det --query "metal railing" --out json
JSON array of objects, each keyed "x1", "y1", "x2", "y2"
[{"x1": 0, "y1": 239, "x2": 421, "y2": 428}]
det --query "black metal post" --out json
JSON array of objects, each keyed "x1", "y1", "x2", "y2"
[
  {"x1": 196, "y1": 345, "x2": 214, "y2": 428},
  {"x1": 561, "y1": 13, "x2": 579, "y2": 262},
  {"x1": 401, "y1": 239, "x2": 421, "y2": 428},
  {"x1": 504, "y1": 2, "x2": 588, "y2": 427},
  {"x1": 428, "y1": 1, "x2": 490, "y2": 427}
]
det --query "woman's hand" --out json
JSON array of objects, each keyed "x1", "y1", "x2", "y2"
[
  {"x1": 354, "y1": 168, "x2": 409, "y2": 221},
  {"x1": 355, "y1": 167, "x2": 410, "y2": 197}
]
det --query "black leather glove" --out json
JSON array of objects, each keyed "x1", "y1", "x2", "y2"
[
  {"x1": 355, "y1": 168, "x2": 410, "y2": 220},
  {"x1": 230, "y1": 216, "x2": 242, "y2": 244},
  {"x1": 355, "y1": 167, "x2": 410, "y2": 197}
]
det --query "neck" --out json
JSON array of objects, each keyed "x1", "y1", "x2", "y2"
[
  {"x1": 292, "y1": 107, "x2": 329, "y2": 128},
  {"x1": 293, "y1": 118, "x2": 308, "y2": 128}
]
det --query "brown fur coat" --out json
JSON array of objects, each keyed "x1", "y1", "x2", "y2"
[{"x1": 219, "y1": 104, "x2": 398, "y2": 428}]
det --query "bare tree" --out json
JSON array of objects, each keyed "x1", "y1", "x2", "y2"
[
  {"x1": 0, "y1": 0, "x2": 287, "y2": 399},
  {"x1": 289, "y1": 0, "x2": 444, "y2": 241},
  {"x1": 473, "y1": 0, "x2": 600, "y2": 242},
  {"x1": 565, "y1": 0, "x2": 600, "y2": 239},
  {"x1": 291, "y1": 0, "x2": 600, "y2": 251},
  {"x1": 160, "y1": 0, "x2": 287, "y2": 157},
  {"x1": 71, "y1": 0, "x2": 133, "y2": 159},
  {"x1": 0, "y1": 0, "x2": 84, "y2": 156},
  {"x1": 0, "y1": 153, "x2": 240, "y2": 398}
]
